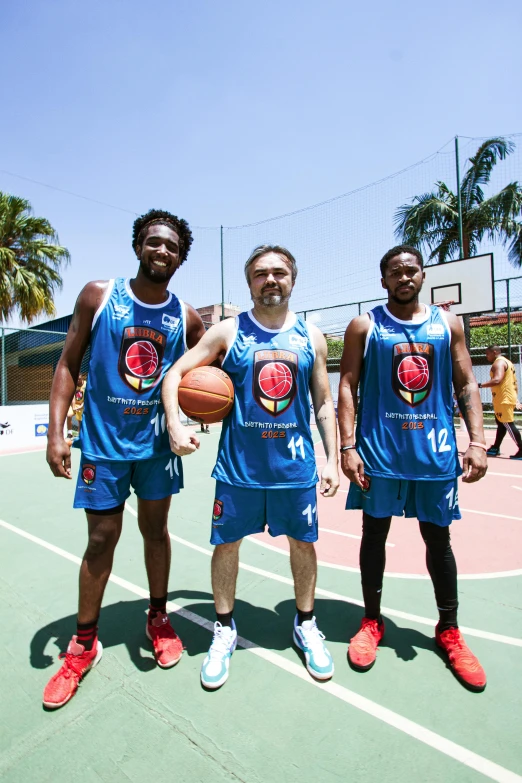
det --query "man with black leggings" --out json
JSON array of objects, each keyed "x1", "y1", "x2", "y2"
[
  {"x1": 338, "y1": 245, "x2": 488, "y2": 692},
  {"x1": 481, "y1": 346, "x2": 522, "y2": 460}
]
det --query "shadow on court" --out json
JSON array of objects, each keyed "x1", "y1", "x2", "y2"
[{"x1": 30, "y1": 591, "x2": 442, "y2": 672}]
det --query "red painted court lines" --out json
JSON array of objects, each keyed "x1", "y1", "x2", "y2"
[{"x1": 253, "y1": 429, "x2": 522, "y2": 577}]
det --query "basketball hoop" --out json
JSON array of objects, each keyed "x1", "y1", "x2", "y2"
[{"x1": 435, "y1": 300, "x2": 455, "y2": 312}]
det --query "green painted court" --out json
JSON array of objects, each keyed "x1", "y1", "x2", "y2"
[{"x1": 1, "y1": 431, "x2": 522, "y2": 783}]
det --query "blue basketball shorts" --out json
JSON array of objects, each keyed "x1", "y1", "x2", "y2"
[
  {"x1": 73, "y1": 453, "x2": 183, "y2": 511},
  {"x1": 346, "y1": 475, "x2": 461, "y2": 527},
  {"x1": 210, "y1": 481, "x2": 319, "y2": 545}
]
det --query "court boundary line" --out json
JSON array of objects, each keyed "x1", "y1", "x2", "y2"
[
  {"x1": 245, "y1": 534, "x2": 522, "y2": 581},
  {"x1": 320, "y1": 526, "x2": 395, "y2": 546},
  {"x1": 336, "y1": 487, "x2": 522, "y2": 523},
  {"x1": 1, "y1": 515, "x2": 521, "y2": 783},
  {"x1": 0, "y1": 446, "x2": 47, "y2": 458},
  {"x1": 159, "y1": 526, "x2": 522, "y2": 648}
]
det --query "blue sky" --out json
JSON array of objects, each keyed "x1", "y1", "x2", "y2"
[{"x1": 1, "y1": 0, "x2": 521, "y2": 326}]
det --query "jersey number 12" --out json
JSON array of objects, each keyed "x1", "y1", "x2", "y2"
[{"x1": 427, "y1": 427, "x2": 452, "y2": 453}]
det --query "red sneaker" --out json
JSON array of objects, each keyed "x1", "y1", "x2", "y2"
[
  {"x1": 348, "y1": 617, "x2": 385, "y2": 671},
  {"x1": 436, "y1": 625, "x2": 487, "y2": 692},
  {"x1": 43, "y1": 636, "x2": 103, "y2": 709},
  {"x1": 146, "y1": 612, "x2": 183, "y2": 668}
]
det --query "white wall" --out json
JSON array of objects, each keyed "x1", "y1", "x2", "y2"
[{"x1": 0, "y1": 404, "x2": 49, "y2": 453}]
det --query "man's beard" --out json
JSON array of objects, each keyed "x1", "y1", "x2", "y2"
[
  {"x1": 388, "y1": 286, "x2": 419, "y2": 306},
  {"x1": 139, "y1": 260, "x2": 175, "y2": 284},
  {"x1": 253, "y1": 288, "x2": 291, "y2": 308}
]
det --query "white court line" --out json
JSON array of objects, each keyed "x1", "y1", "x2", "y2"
[
  {"x1": 1, "y1": 515, "x2": 521, "y2": 783},
  {"x1": 460, "y1": 508, "x2": 522, "y2": 522},
  {"x1": 337, "y1": 489, "x2": 522, "y2": 523},
  {"x1": 0, "y1": 447, "x2": 46, "y2": 458},
  {"x1": 487, "y1": 471, "x2": 522, "y2": 478},
  {"x1": 165, "y1": 527, "x2": 522, "y2": 649},
  {"x1": 333, "y1": 489, "x2": 522, "y2": 514},
  {"x1": 245, "y1": 528, "x2": 522, "y2": 581},
  {"x1": 513, "y1": 486, "x2": 522, "y2": 492},
  {"x1": 319, "y1": 526, "x2": 395, "y2": 547}
]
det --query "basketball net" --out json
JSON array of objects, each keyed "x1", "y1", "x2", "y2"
[{"x1": 435, "y1": 300, "x2": 455, "y2": 312}]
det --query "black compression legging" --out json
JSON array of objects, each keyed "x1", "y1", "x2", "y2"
[
  {"x1": 492, "y1": 416, "x2": 522, "y2": 451},
  {"x1": 360, "y1": 512, "x2": 458, "y2": 626}
]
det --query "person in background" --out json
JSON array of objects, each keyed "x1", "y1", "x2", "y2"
[
  {"x1": 66, "y1": 372, "x2": 87, "y2": 440},
  {"x1": 480, "y1": 346, "x2": 522, "y2": 460}
]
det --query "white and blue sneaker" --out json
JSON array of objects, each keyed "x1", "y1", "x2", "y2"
[
  {"x1": 293, "y1": 615, "x2": 334, "y2": 680},
  {"x1": 200, "y1": 620, "x2": 238, "y2": 690}
]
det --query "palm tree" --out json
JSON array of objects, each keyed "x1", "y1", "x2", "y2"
[
  {"x1": 0, "y1": 192, "x2": 70, "y2": 324},
  {"x1": 394, "y1": 137, "x2": 522, "y2": 267}
]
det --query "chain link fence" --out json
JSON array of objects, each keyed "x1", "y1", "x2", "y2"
[
  {"x1": 2, "y1": 134, "x2": 522, "y2": 412},
  {"x1": 218, "y1": 134, "x2": 522, "y2": 317},
  {"x1": 0, "y1": 327, "x2": 90, "y2": 406}
]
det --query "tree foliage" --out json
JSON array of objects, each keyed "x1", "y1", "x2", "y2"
[
  {"x1": 395, "y1": 138, "x2": 522, "y2": 267},
  {"x1": 0, "y1": 192, "x2": 70, "y2": 323}
]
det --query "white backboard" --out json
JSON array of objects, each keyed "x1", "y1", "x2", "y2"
[{"x1": 421, "y1": 254, "x2": 494, "y2": 316}]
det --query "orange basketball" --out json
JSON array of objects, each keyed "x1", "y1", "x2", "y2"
[{"x1": 178, "y1": 366, "x2": 234, "y2": 424}]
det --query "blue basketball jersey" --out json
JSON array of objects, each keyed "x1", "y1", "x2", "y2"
[
  {"x1": 356, "y1": 304, "x2": 462, "y2": 480},
  {"x1": 76, "y1": 278, "x2": 186, "y2": 461},
  {"x1": 212, "y1": 311, "x2": 318, "y2": 488}
]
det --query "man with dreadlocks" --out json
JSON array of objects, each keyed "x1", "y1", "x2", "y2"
[{"x1": 44, "y1": 210, "x2": 205, "y2": 709}]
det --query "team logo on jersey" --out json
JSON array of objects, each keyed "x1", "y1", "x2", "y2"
[
  {"x1": 378, "y1": 324, "x2": 396, "y2": 339},
  {"x1": 82, "y1": 464, "x2": 96, "y2": 484},
  {"x1": 112, "y1": 303, "x2": 131, "y2": 320},
  {"x1": 427, "y1": 323, "x2": 445, "y2": 338},
  {"x1": 289, "y1": 334, "x2": 308, "y2": 348},
  {"x1": 253, "y1": 349, "x2": 298, "y2": 416},
  {"x1": 118, "y1": 326, "x2": 166, "y2": 392},
  {"x1": 161, "y1": 313, "x2": 180, "y2": 332},
  {"x1": 392, "y1": 342, "x2": 434, "y2": 407},
  {"x1": 212, "y1": 499, "x2": 224, "y2": 524}
]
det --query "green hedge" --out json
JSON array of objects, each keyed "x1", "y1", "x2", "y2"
[
  {"x1": 326, "y1": 338, "x2": 344, "y2": 358},
  {"x1": 470, "y1": 323, "x2": 522, "y2": 348},
  {"x1": 326, "y1": 324, "x2": 522, "y2": 354}
]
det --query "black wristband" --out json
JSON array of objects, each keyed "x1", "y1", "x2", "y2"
[
  {"x1": 478, "y1": 383, "x2": 482, "y2": 388},
  {"x1": 340, "y1": 445, "x2": 356, "y2": 452}
]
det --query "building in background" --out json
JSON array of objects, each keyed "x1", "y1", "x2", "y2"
[
  {"x1": 1, "y1": 303, "x2": 241, "y2": 405},
  {"x1": 197, "y1": 303, "x2": 240, "y2": 329}
]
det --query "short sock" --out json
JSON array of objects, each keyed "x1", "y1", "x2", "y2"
[
  {"x1": 148, "y1": 594, "x2": 168, "y2": 620},
  {"x1": 76, "y1": 619, "x2": 98, "y2": 651},
  {"x1": 216, "y1": 610, "x2": 234, "y2": 628},
  {"x1": 296, "y1": 607, "x2": 314, "y2": 625}
]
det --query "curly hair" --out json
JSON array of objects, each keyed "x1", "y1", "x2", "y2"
[{"x1": 132, "y1": 209, "x2": 193, "y2": 264}]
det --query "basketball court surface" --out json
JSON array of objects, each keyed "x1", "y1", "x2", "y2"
[{"x1": 1, "y1": 422, "x2": 521, "y2": 783}]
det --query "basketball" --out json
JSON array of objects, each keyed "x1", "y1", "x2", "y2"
[
  {"x1": 397, "y1": 355, "x2": 429, "y2": 391},
  {"x1": 258, "y1": 361, "x2": 293, "y2": 399},
  {"x1": 178, "y1": 366, "x2": 234, "y2": 424}
]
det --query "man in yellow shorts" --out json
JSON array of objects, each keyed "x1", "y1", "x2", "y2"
[
  {"x1": 480, "y1": 346, "x2": 522, "y2": 460},
  {"x1": 66, "y1": 373, "x2": 86, "y2": 440}
]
